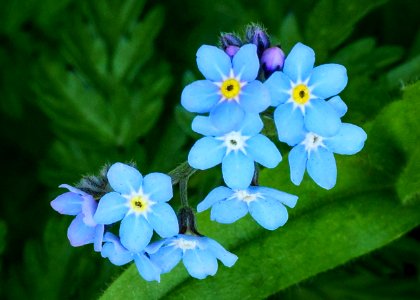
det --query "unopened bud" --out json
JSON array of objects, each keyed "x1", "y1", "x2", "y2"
[
  {"x1": 245, "y1": 24, "x2": 270, "y2": 56},
  {"x1": 219, "y1": 32, "x2": 242, "y2": 49},
  {"x1": 225, "y1": 45, "x2": 240, "y2": 57},
  {"x1": 261, "y1": 46, "x2": 285, "y2": 77}
]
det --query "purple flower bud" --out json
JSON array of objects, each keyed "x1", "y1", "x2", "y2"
[
  {"x1": 219, "y1": 32, "x2": 242, "y2": 49},
  {"x1": 261, "y1": 46, "x2": 285, "y2": 77},
  {"x1": 245, "y1": 24, "x2": 270, "y2": 56},
  {"x1": 225, "y1": 45, "x2": 240, "y2": 57}
]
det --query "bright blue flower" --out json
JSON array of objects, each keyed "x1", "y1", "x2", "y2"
[
  {"x1": 93, "y1": 163, "x2": 179, "y2": 252},
  {"x1": 197, "y1": 186, "x2": 297, "y2": 230},
  {"x1": 188, "y1": 114, "x2": 282, "y2": 189},
  {"x1": 146, "y1": 234, "x2": 238, "y2": 279},
  {"x1": 181, "y1": 43, "x2": 270, "y2": 132},
  {"x1": 264, "y1": 42, "x2": 348, "y2": 145},
  {"x1": 51, "y1": 184, "x2": 104, "y2": 251},
  {"x1": 101, "y1": 232, "x2": 161, "y2": 282},
  {"x1": 288, "y1": 123, "x2": 367, "y2": 189}
]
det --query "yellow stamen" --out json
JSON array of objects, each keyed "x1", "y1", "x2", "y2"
[
  {"x1": 220, "y1": 79, "x2": 241, "y2": 99},
  {"x1": 129, "y1": 195, "x2": 148, "y2": 213},
  {"x1": 292, "y1": 84, "x2": 310, "y2": 105}
]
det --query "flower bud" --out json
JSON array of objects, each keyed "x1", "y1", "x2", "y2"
[
  {"x1": 261, "y1": 46, "x2": 285, "y2": 77},
  {"x1": 225, "y1": 45, "x2": 240, "y2": 57},
  {"x1": 219, "y1": 32, "x2": 242, "y2": 49},
  {"x1": 245, "y1": 24, "x2": 270, "y2": 56}
]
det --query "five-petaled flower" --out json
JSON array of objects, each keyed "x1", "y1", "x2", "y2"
[
  {"x1": 181, "y1": 43, "x2": 270, "y2": 132},
  {"x1": 93, "y1": 163, "x2": 179, "y2": 252},
  {"x1": 198, "y1": 185, "x2": 298, "y2": 230},
  {"x1": 264, "y1": 42, "x2": 348, "y2": 146},
  {"x1": 146, "y1": 234, "x2": 238, "y2": 279},
  {"x1": 188, "y1": 113, "x2": 281, "y2": 189}
]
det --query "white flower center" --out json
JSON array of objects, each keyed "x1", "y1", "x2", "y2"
[
  {"x1": 123, "y1": 189, "x2": 155, "y2": 216},
  {"x1": 233, "y1": 190, "x2": 262, "y2": 204},
  {"x1": 171, "y1": 238, "x2": 198, "y2": 251},
  {"x1": 217, "y1": 131, "x2": 250, "y2": 155},
  {"x1": 302, "y1": 132, "x2": 325, "y2": 154},
  {"x1": 287, "y1": 79, "x2": 313, "y2": 114}
]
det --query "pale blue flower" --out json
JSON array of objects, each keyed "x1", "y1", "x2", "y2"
[
  {"x1": 51, "y1": 184, "x2": 104, "y2": 251},
  {"x1": 197, "y1": 186, "x2": 297, "y2": 230},
  {"x1": 188, "y1": 114, "x2": 281, "y2": 189},
  {"x1": 146, "y1": 234, "x2": 238, "y2": 279},
  {"x1": 101, "y1": 232, "x2": 161, "y2": 282},
  {"x1": 93, "y1": 163, "x2": 179, "y2": 252},
  {"x1": 181, "y1": 43, "x2": 270, "y2": 132},
  {"x1": 289, "y1": 123, "x2": 367, "y2": 189},
  {"x1": 264, "y1": 42, "x2": 348, "y2": 145}
]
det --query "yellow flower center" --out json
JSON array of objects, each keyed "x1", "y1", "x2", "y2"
[
  {"x1": 220, "y1": 79, "x2": 241, "y2": 99},
  {"x1": 129, "y1": 195, "x2": 148, "y2": 213},
  {"x1": 292, "y1": 84, "x2": 310, "y2": 105}
]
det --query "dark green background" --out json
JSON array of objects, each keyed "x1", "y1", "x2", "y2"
[{"x1": 1, "y1": 0, "x2": 419, "y2": 299}]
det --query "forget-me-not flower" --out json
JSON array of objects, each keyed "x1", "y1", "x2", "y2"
[
  {"x1": 188, "y1": 113, "x2": 282, "y2": 189},
  {"x1": 93, "y1": 163, "x2": 179, "y2": 252},
  {"x1": 264, "y1": 43, "x2": 348, "y2": 145},
  {"x1": 146, "y1": 234, "x2": 238, "y2": 279},
  {"x1": 289, "y1": 122, "x2": 367, "y2": 189},
  {"x1": 51, "y1": 184, "x2": 104, "y2": 251},
  {"x1": 181, "y1": 43, "x2": 270, "y2": 132},
  {"x1": 197, "y1": 185, "x2": 297, "y2": 230},
  {"x1": 101, "y1": 232, "x2": 161, "y2": 282}
]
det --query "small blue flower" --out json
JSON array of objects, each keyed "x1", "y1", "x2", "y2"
[
  {"x1": 146, "y1": 234, "x2": 238, "y2": 279},
  {"x1": 264, "y1": 42, "x2": 348, "y2": 145},
  {"x1": 289, "y1": 123, "x2": 367, "y2": 189},
  {"x1": 197, "y1": 186, "x2": 297, "y2": 230},
  {"x1": 181, "y1": 44, "x2": 270, "y2": 132},
  {"x1": 93, "y1": 163, "x2": 179, "y2": 252},
  {"x1": 51, "y1": 184, "x2": 104, "y2": 251},
  {"x1": 101, "y1": 232, "x2": 161, "y2": 282},
  {"x1": 188, "y1": 113, "x2": 282, "y2": 189}
]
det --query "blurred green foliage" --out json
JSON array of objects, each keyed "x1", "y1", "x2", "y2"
[{"x1": 0, "y1": 0, "x2": 419, "y2": 299}]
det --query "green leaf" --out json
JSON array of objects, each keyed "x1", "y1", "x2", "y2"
[
  {"x1": 277, "y1": 13, "x2": 303, "y2": 52},
  {"x1": 386, "y1": 55, "x2": 420, "y2": 89},
  {"x1": 397, "y1": 150, "x2": 420, "y2": 205}
]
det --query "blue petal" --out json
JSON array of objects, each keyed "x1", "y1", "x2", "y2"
[
  {"x1": 283, "y1": 43, "x2": 315, "y2": 82},
  {"x1": 288, "y1": 144, "x2": 308, "y2": 186},
  {"x1": 192, "y1": 116, "x2": 224, "y2": 136},
  {"x1": 120, "y1": 214, "x2": 153, "y2": 252},
  {"x1": 134, "y1": 253, "x2": 161, "y2": 282},
  {"x1": 307, "y1": 147, "x2": 337, "y2": 190},
  {"x1": 188, "y1": 137, "x2": 225, "y2": 170},
  {"x1": 183, "y1": 248, "x2": 218, "y2": 279},
  {"x1": 93, "y1": 225, "x2": 105, "y2": 252},
  {"x1": 327, "y1": 96, "x2": 347, "y2": 118},
  {"x1": 59, "y1": 184, "x2": 87, "y2": 196},
  {"x1": 197, "y1": 45, "x2": 231, "y2": 82},
  {"x1": 239, "y1": 113, "x2": 264, "y2": 136},
  {"x1": 232, "y1": 44, "x2": 259, "y2": 82},
  {"x1": 253, "y1": 187, "x2": 298, "y2": 208},
  {"x1": 149, "y1": 245, "x2": 182, "y2": 273},
  {"x1": 94, "y1": 192, "x2": 128, "y2": 225},
  {"x1": 324, "y1": 123, "x2": 367, "y2": 155},
  {"x1": 202, "y1": 237, "x2": 238, "y2": 267},
  {"x1": 263, "y1": 71, "x2": 292, "y2": 106},
  {"x1": 305, "y1": 99, "x2": 341, "y2": 137},
  {"x1": 246, "y1": 134, "x2": 282, "y2": 168},
  {"x1": 107, "y1": 163, "x2": 142, "y2": 195},
  {"x1": 249, "y1": 198, "x2": 289, "y2": 230},
  {"x1": 222, "y1": 151, "x2": 254, "y2": 189},
  {"x1": 81, "y1": 195, "x2": 98, "y2": 226},
  {"x1": 51, "y1": 192, "x2": 83, "y2": 215},
  {"x1": 142, "y1": 173, "x2": 173, "y2": 203},
  {"x1": 274, "y1": 103, "x2": 306, "y2": 146},
  {"x1": 239, "y1": 81, "x2": 271, "y2": 113},
  {"x1": 209, "y1": 101, "x2": 245, "y2": 133},
  {"x1": 309, "y1": 64, "x2": 348, "y2": 99},
  {"x1": 67, "y1": 214, "x2": 96, "y2": 247},
  {"x1": 147, "y1": 203, "x2": 179, "y2": 238},
  {"x1": 145, "y1": 239, "x2": 168, "y2": 254},
  {"x1": 211, "y1": 198, "x2": 248, "y2": 223},
  {"x1": 181, "y1": 80, "x2": 220, "y2": 113},
  {"x1": 197, "y1": 186, "x2": 233, "y2": 213},
  {"x1": 101, "y1": 233, "x2": 133, "y2": 265}
]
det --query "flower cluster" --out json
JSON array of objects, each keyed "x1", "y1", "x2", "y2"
[{"x1": 51, "y1": 24, "x2": 366, "y2": 282}]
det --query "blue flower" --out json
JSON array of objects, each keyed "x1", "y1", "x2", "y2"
[
  {"x1": 51, "y1": 184, "x2": 104, "y2": 251},
  {"x1": 101, "y1": 232, "x2": 161, "y2": 282},
  {"x1": 93, "y1": 163, "x2": 179, "y2": 252},
  {"x1": 197, "y1": 186, "x2": 297, "y2": 230},
  {"x1": 181, "y1": 44, "x2": 270, "y2": 132},
  {"x1": 289, "y1": 123, "x2": 367, "y2": 189},
  {"x1": 146, "y1": 234, "x2": 238, "y2": 279},
  {"x1": 188, "y1": 113, "x2": 282, "y2": 189},
  {"x1": 264, "y1": 42, "x2": 348, "y2": 145}
]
